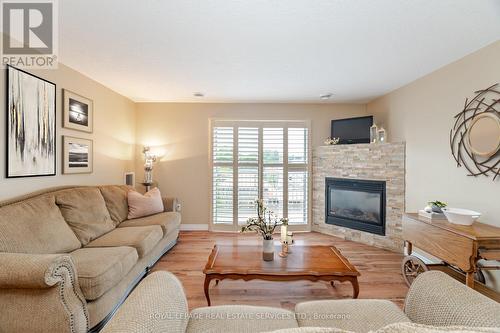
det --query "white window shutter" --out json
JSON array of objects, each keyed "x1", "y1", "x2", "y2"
[
  {"x1": 213, "y1": 127, "x2": 233, "y2": 163},
  {"x1": 288, "y1": 128, "x2": 308, "y2": 164},
  {"x1": 263, "y1": 128, "x2": 284, "y2": 164},
  {"x1": 238, "y1": 127, "x2": 259, "y2": 224},
  {"x1": 212, "y1": 127, "x2": 234, "y2": 224},
  {"x1": 212, "y1": 122, "x2": 309, "y2": 228},
  {"x1": 288, "y1": 170, "x2": 308, "y2": 224}
]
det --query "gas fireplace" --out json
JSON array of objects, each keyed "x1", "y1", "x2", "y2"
[{"x1": 325, "y1": 178, "x2": 386, "y2": 236}]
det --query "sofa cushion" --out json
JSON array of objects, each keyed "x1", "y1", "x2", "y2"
[
  {"x1": 127, "y1": 188, "x2": 164, "y2": 219},
  {"x1": 56, "y1": 187, "x2": 115, "y2": 245},
  {"x1": 187, "y1": 305, "x2": 298, "y2": 333},
  {"x1": 118, "y1": 212, "x2": 181, "y2": 236},
  {"x1": 86, "y1": 226, "x2": 163, "y2": 257},
  {"x1": 0, "y1": 194, "x2": 81, "y2": 254},
  {"x1": 71, "y1": 246, "x2": 138, "y2": 300},
  {"x1": 295, "y1": 300, "x2": 410, "y2": 333},
  {"x1": 99, "y1": 185, "x2": 131, "y2": 225}
]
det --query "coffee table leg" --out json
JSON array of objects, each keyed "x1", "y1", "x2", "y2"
[
  {"x1": 204, "y1": 276, "x2": 212, "y2": 306},
  {"x1": 350, "y1": 278, "x2": 359, "y2": 299}
]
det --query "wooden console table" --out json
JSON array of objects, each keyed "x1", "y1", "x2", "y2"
[
  {"x1": 402, "y1": 213, "x2": 500, "y2": 300},
  {"x1": 203, "y1": 244, "x2": 360, "y2": 306}
]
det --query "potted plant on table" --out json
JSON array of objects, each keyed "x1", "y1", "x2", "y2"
[
  {"x1": 426, "y1": 200, "x2": 447, "y2": 213},
  {"x1": 240, "y1": 199, "x2": 288, "y2": 261}
]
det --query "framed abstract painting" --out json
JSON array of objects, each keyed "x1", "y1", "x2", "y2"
[{"x1": 6, "y1": 65, "x2": 56, "y2": 178}]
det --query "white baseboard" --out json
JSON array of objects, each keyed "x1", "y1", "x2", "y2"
[{"x1": 180, "y1": 224, "x2": 209, "y2": 231}]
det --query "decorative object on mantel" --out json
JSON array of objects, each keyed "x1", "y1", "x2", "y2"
[
  {"x1": 450, "y1": 83, "x2": 500, "y2": 181},
  {"x1": 370, "y1": 123, "x2": 378, "y2": 143},
  {"x1": 240, "y1": 199, "x2": 287, "y2": 261},
  {"x1": 442, "y1": 207, "x2": 481, "y2": 226},
  {"x1": 378, "y1": 127, "x2": 386, "y2": 143},
  {"x1": 324, "y1": 137, "x2": 340, "y2": 145}
]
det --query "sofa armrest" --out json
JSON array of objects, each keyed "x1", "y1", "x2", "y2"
[
  {"x1": 102, "y1": 271, "x2": 189, "y2": 333},
  {"x1": 404, "y1": 271, "x2": 500, "y2": 327},
  {"x1": 162, "y1": 196, "x2": 180, "y2": 212},
  {"x1": 0, "y1": 253, "x2": 88, "y2": 333},
  {"x1": 0, "y1": 253, "x2": 73, "y2": 288}
]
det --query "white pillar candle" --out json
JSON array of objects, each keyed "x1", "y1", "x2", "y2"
[{"x1": 281, "y1": 225, "x2": 288, "y2": 242}]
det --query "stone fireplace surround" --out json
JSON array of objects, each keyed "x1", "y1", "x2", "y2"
[{"x1": 312, "y1": 143, "x2": 405, "y2": 252}]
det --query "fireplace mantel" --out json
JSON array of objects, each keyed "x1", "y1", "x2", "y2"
[{"x1": 312, "y1": 143, "x2": 405, "y2": 252}]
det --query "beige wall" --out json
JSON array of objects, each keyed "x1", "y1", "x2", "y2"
[
  {"x1": 0, "y1": 63, "x2": 136, "y2": 200},
  {"x1": 368, "y1": 41, "x2": 500, "y2": 227},
  {"x1": 135, "y1": 103, "x2": 367, "y2": 225}
]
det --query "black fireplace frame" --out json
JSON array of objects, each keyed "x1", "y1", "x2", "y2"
[{"x1": 325, "y1": 177, "x2": 386, "y2": 236}]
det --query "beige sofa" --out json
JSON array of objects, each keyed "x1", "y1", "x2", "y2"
[
  {"x1": 0, "y1": 185, "x2": 181, "y2": 333},
  {"x1": 101, "y1": 271, "x2": 500, "y2": 333}
]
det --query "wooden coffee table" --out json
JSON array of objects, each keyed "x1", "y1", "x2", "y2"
[{"x1": 203, "y1": 244, "x2": 360, "y2": 306}]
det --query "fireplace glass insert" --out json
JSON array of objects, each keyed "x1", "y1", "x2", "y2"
[{"x1": 325, "y1": 178, "x2": 386, "y2": 235}]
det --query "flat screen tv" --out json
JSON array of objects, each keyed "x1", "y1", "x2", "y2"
[{"x1": 331, "y1": 116, "x2": 373, "y2": 144}]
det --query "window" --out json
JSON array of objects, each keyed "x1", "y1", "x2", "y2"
[{"x1": 211, "y1": 120, "x2": 309, "y2": 230}]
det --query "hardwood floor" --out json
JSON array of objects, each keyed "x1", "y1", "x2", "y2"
[{"x1": 151, "y1": 231, "x2": 408, "y2": 311}]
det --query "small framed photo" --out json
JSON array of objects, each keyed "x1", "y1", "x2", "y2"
[
  {"x1": 63, "y1": 89, "x2": 93, "y2": 133},
  {"x1": 63, "y1": 136, "x2": 93, "y2": 174}
]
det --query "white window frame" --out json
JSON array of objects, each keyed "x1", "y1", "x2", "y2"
[{"x1": 209, "y1": 119, "x2": 312, "y2": 232}]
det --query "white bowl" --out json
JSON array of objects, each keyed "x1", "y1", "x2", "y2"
[{"x1": 442, "y1": 208, "x2": 481, "y2": 225}]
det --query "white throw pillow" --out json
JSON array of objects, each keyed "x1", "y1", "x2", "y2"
[{"x1": 127, "y1": 188, "x2": 164, "y2": 219}]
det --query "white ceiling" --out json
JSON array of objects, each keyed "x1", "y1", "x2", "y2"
[{"x1": 59, "y1": 0, "x2": 500, "y2": 103}]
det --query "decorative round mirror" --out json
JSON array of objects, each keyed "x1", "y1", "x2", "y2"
[
  {"x1": 467, "y1": 113, "x2": 500, "y2": 157},
  {"x1": 450, "y1": 83, "x2": 500, "y2": 181}
]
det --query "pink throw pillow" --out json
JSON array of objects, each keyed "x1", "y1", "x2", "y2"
[{"x1": 127, "y1": 188, "x2": 164, "y2": 219}]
